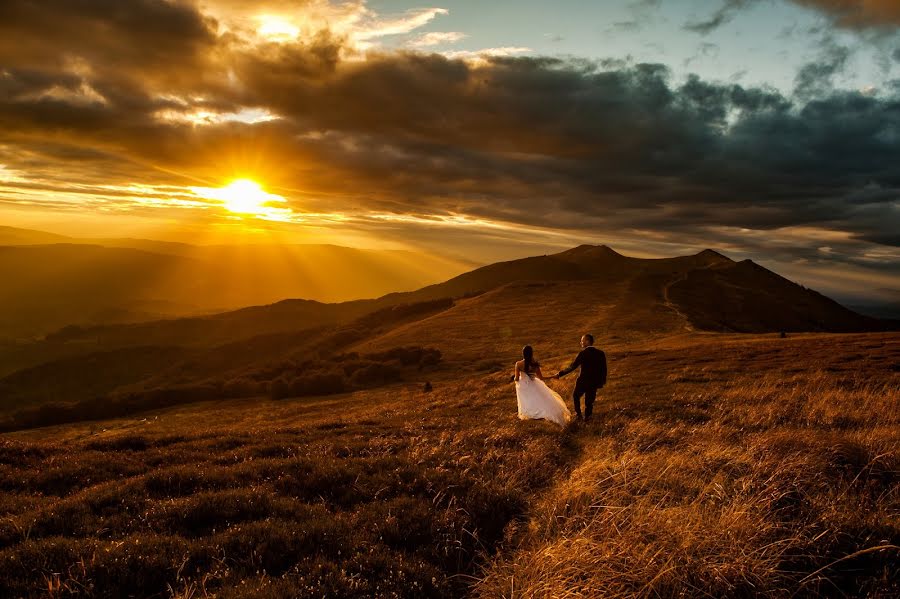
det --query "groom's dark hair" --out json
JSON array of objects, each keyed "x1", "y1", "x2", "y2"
[{"x1": 583, "y1": 333, "x2": 594, "y2": 345}]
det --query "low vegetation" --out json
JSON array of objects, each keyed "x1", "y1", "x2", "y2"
[
  {"x1": 0, "y1": 373, "x2": 573, "y2": 597},
  {"x1": 476, "y1": 334, "x2": 900, "y2": 598},
  {"x1": 0, "y1": 333, "x2": 897, "y2": 597},
  {"x1": 0, "y1": 346, "x2": 442, "y2": 432},
  {"x1": 0, "y1": 297, "x2": 456, "y2": 433}
]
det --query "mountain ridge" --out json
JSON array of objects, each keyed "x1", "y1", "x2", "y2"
[{"x1": 0, "y1": 243, "x2": 895, "y2": 428}]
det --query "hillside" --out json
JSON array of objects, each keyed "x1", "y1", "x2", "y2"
[
  {"x1": 0, "y1": 242, "x2": 897, "y2": 596},
  {"x1": 34, "y1": 243, "x2": 885, "y2": 355},
  {"x1": 0, "y1": 244, "x2": 893, "y2": 428},
  {"x1": 354, "y1": 246, "x2": 887, "y2": 361},
  {"x1": 0, "y1": 333, "x2": 896, "y2": 597}
]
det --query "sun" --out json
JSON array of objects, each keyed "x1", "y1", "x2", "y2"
[
  {"x1": 190, "y1": 179, "x2": 292, "y2": 221},
  {"x1": 217, "y1": 179, "x2": 273, "y2": 214}
]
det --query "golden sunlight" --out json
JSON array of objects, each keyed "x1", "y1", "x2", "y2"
[
  {"x1": 255, "y1": 15, "x2": 300, "y2": 41},
  {"x1": 190, "y1": 179, "x2": 293, "y2": 221},
  {"x1": 217, "y1": 179, "x2": 274, "y2": 214}
]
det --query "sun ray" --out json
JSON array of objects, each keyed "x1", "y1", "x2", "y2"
[{"x1": 189, "y1": 179, "x2": 293, "y2": 221}]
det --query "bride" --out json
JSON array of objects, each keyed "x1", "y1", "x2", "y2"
[{"x1": 514, "y1": 345, "x2": 572, "y2": 427}]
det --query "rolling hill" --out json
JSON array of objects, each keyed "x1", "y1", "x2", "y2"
[
  {"x1": 353, "y1": 245, "x2": 886, "y2": 360},
  {"x1": 0, "y1": 243, "x2": 898, "y2": 597},
  {"x1": 0, "y1": 227, "x2": 473, "y2": 340},
  {"x1": 0, "y1": 244, "x2": 893, "y2": 430}
]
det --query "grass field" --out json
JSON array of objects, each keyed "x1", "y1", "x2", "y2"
[
  {"x1": 1, "y1": 332, "x2": 898, "y2": 597},
  {"x1": 478, "y1": 333, "x2": 900, "y2": 598}
]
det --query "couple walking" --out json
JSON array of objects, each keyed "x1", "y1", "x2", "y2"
[{"x1": 513, "y1": 334, "x2": 607, "y2": 427}]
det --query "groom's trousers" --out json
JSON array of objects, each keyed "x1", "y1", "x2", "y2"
[{"x1": 573, "y1": 382, "x2": 599, "y2": 419}]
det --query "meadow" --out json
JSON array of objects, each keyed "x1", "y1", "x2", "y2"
[
  {"x1": 0, "y1": 332, "x2": 897, "y2": 597},
  {"x1": 478, "y1": 333, "x2": 900, "y2": 598}
]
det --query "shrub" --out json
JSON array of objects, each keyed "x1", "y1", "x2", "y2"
[
  {"x1": 350, "y1": 361, "x2": 403, "y2": 386},
  {"x1": 364, "y1": 346, "x2": 442, "y2": 368}
]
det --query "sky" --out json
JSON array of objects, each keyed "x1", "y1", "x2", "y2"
[{"x1": 1, "y1": 0, "x2": 899, "y2": 301}]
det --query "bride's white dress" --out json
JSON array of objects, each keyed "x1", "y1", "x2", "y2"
[{"x1": 515, "y1": 373, "x2": 572, "y2": 427}]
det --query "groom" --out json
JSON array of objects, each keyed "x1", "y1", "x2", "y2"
[{"x1": 555, "y1": 333, "x2": 607, "y2": 421}]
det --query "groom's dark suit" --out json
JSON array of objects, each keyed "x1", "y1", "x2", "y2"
[{"x1": 557, "y1": 346, "x2": 607, "y2": 420}]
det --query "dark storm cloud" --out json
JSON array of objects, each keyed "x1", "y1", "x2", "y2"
[
  {"x1": 0, "y1": 5, "x2": 899, "y2": 278},
  {"x1": 0, "y1": 0, "x2": 217, "y2": 74}
]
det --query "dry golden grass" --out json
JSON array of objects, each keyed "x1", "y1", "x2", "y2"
[
  {"x1": 353, "y1": 278, "x2": 682, "y2": 365},
  {"x1": 0, "y1": 372, "x2": 576, "y2": 598},
  {"x1": 476, "y1": 333, "x2": 900, "y2": 598},
  {"x1": 1, "y1": 332, "x2": 897, "y2": 597}
]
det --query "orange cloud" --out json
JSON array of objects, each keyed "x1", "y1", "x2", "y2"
[{"x1": 792, "y1": 0, "x2": 900, "y2": 28}]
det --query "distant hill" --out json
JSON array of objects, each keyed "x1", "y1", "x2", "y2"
[
  {"x1": 0, "y1": 228, "x2": 472, "y2": 339},
  {"x1": 354, "y1": 245, "x2": 888, "y2": 360},
  {"x1": 1, "y1": 243, "x2": 893, "y2": 427},
  {"x1": 0, "y1": 225, "x2": 72, "y2": 245},
  {"x1": 846, "y1": 288, "x2": 900, "y2": 320}
]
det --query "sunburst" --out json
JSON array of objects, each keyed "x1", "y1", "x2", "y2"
[{"x1": 191, "y1": 179, "x2": 292, "y2": 220}]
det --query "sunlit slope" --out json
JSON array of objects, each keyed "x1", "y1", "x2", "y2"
[
  {"x1": 0, "y1": 244, "x2": 891, "y2": 415},
  {"x1": 381, "y1": 244, "x2": 731, "y2": 304},
  {"x1": 354, "y1": 246, "x2": 887, "y2": 362},
  {"x1": 352, "y1": 277, "x2": 675, "y2": 364}
]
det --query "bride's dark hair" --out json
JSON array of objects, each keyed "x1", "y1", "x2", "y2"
[{"x1": 523, "y1": 345, "x2": 536, "y2": 373}]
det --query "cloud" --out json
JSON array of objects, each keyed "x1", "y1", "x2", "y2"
[
  {"x1": 354, "y1": 8, "x2": 449, "y2": 42},
  {"x1": 407, "y1": 31, "x2": 467, "y2": 48},
  {"x1": 612, "y1": 0, "x2": 663, "y2": 33},
  {"x1": 440, "y1": 47, "x2": 532, "y2": 61},
  {"x1": 684, "y1": 0, "x2": 757, "y2": 35},
  {"x1": 683, "y1": 42, "x2": 721, "y2": 68},
  {"x1": 0, "y1": 0, "x2": 218, "y2": 81},
  {"x1": 791, "y1": 0, "x2": 900, "y2": 29},
  {"x1": 793, "y1": 40, "x2": 852, "y2": 99},
  {"x1": 0, "y1": 0, "x2": 899, "y2": 288},
  {"x1": 686, "y1": 0, "x2": 900, "y2": 34}
]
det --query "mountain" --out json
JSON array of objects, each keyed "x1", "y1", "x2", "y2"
[
  {"x1": 667, "y1": 259, "x2": 883, "y2": 333},
  {"x1": 846, "y1": 288, "x2": 900, "y2": 320},
  {"x1": 354, "y1": 245, "x2": 886, "y2": 360},
  {"x1": 1, "y1": 244, "x2": 892, "y2": 425},
  {"x1": 0, "y1": 229, "x2": 472, "y2": 339},
  {"x1": 0, "y1": 225, "x2": 72, "y2": 245},
  {"x1": 0, "y1": 244, "x2": 210, "y2": 339}
]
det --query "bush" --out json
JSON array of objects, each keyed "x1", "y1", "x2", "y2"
[
  {"x1": 350, "y1": 361, "x2": 403, "y2": 386},
  {"x1": 364, "y1": 346, "x2": 442, "y2": 368}
]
